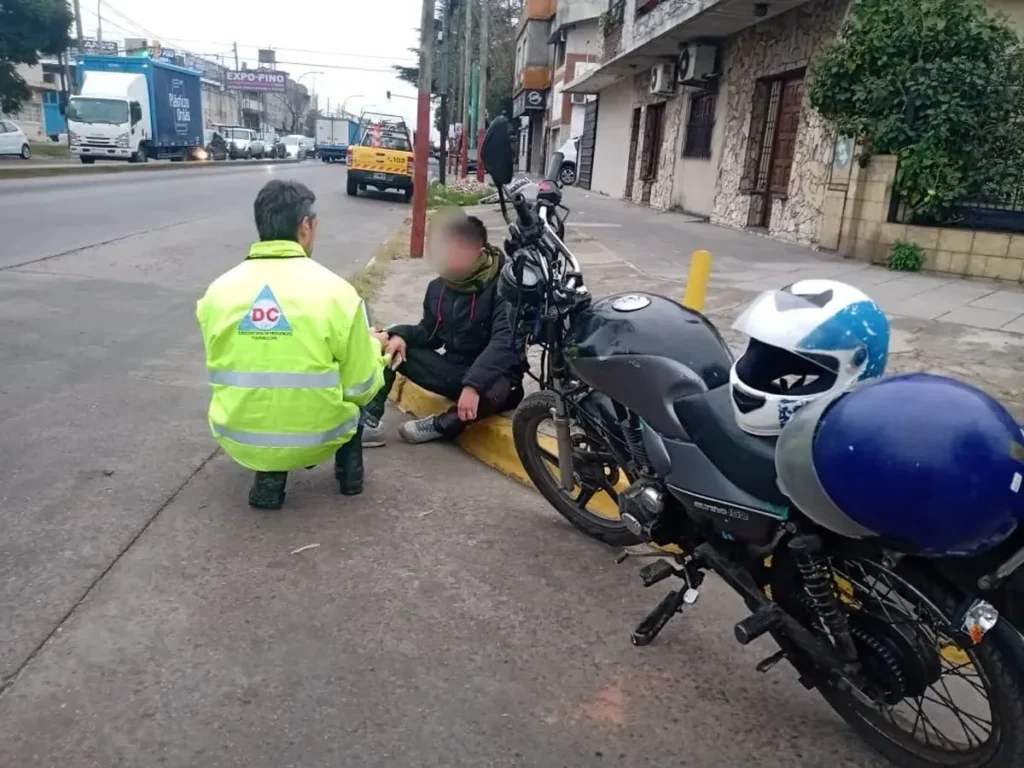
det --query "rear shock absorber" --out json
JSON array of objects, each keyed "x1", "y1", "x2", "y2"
[{"x1": 788, "y1": 535, "x2": 858, "y2": 661}]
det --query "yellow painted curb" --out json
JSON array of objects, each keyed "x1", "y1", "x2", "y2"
[{"x1": 388, "y1": 377, "x2": 620, "y2": 517}]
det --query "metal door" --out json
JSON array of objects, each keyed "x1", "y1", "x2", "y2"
[
  {"x1": 624, "y1": 107, "x2": 642, "y2": 199},
  {"x1": 577, "y1": 97, "x2": 599, "y2": 190}
]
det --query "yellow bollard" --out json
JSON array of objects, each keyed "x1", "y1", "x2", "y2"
[{"x1": 682, "y1": 249, "x2": 713, "y2": 312}]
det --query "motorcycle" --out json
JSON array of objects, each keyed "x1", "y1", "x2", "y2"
[{"x1": 479, "y1": 116, "x2": 1024, "y2": 768}]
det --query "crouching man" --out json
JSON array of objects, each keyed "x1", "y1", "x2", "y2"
[
  {"x1": 362, "y1": 214, "x2": 524, "y2": 445},
  {"x1": 197, "y1": 180, "x2": 388, "y2": 509}
]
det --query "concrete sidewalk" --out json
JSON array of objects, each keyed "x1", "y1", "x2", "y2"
[
  {"x1": 557, "y1": 188, "x2": 1024, "y2": 333},
  {"x1": 378, "y1": 191, "x2": 1023, "y2": 420}
]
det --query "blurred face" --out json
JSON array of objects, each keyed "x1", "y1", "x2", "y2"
[
  {"x1": 440, "y1": 233, "x2": 484, "y2": 279},
  {"x1": 297, "y1": 213, "x2": 318, "y2": 256}
]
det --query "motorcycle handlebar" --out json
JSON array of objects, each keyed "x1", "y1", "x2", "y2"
[{"x1": 512, "y1": 193, "x2": 536, "y2": 229}]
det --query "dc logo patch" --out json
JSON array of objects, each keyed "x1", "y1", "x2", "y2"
[{"x1": 238, "y1": 285, "x2": 293, "y2": 334}]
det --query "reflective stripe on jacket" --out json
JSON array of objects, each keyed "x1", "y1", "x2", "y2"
[{"x1": 196, "y1": 240, "x2": 385, "y2": 472}]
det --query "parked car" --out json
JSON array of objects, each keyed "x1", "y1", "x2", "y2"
[
  {"x1": 262, "y1": 132, "x2": 282, "y2": 159},
  {"x1": 300, "y1": 136, "x2": 316, "y2": 159},
  {"x1": 195, "y1": 129, "x2": 228, "y2": 161},
  {"x1": 0, "y1": 120, "x2": 32, "y2": 159},
  {"x1": 281, "y1": 134, "x2": 306, "y2": 160},
  {"x1": 220, "y1": 126, "x2": 261, "y2": 159},
  {"x1": 553, "y1": 136, "x2": 580, "y2": 186}
]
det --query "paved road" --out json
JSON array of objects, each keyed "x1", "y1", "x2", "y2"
[
  {"x1": 0, "y1": 161, "x2": 410, "y2": 681},
  {"x1": 0, "y1": 164, "x2": 884, "y2": 767}
]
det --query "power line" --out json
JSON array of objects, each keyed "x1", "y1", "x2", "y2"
[
  {"x1": 94, "y1": 2, "x2": 416, "y2": 64},
  {"x1": 170, "y1": 39, "x2": 419, "y2": 62},
  {"x1": 99, "y1": 0, "x2": 158, "y2": 39}
]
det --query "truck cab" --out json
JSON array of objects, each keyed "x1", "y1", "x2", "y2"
[{"x1": 68, "y1": 70, "x2": 150, "y2": 163}]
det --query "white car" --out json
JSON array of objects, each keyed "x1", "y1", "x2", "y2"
[
  {"x1": 0, "y1": 120, "x2": 32, "y2": 159},
  {"x1": 282, "y1": 134, "x2": 306, "y2": 160}
]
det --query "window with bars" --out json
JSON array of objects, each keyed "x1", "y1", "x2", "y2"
[{"x1": 682, "y1": 91, "x2": 716, "y2": 159}]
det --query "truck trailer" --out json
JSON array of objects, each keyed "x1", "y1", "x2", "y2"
[
  {"x1": 316, "y1": 116, "x2": 360, "y2": 163},
  {"x1": 69, "y1": 55, "x2": 204, "y2": 164}
]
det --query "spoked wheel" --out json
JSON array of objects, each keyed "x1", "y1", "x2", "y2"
[
  {"x1": 512, "y1": 390, "x2": 642, "y2": 547},
  {"x1": 777, "y1": 555, "x2": 1024, "y2": 767}
]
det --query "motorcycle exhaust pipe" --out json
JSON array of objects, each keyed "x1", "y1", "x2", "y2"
[{"x1": 551, "y1": 405, "x2": 575, "y2": 492}]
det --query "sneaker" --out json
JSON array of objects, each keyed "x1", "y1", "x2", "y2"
[
  {"x1": 361, "y1": 412, "x2": 386, "y2": 448},
  {"x1": 398, "y1": 415, "x2": 445, "y2": 444}
]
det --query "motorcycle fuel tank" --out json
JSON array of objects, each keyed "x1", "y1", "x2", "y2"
[{"x1": 567, "y1": 293, "x2": 734, "y2": 440}]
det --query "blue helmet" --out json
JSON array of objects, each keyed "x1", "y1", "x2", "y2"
[{"x1": 776, "y1": 373, "x2": 1024, "y2": 556}]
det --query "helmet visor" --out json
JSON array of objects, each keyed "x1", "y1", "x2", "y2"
[{"x1": 732, "y1": 289, "x2": 872, "y2": 374}]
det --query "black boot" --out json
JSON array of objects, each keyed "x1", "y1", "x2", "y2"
[
  {"x1": 249, "y1": 471, "x2": 287, "y2": 510},
  {"x1": 335, "y1": 425, "x2": 364, "y2": 496}
]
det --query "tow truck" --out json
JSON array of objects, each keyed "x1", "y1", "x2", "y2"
[{"x1": 346, "y1": 112, "x2": 414, "y2": 201}]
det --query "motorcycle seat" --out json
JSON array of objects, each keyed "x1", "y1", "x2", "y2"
[{"x1": 673, "y1": 386, "x2": 788, "y2": 507}]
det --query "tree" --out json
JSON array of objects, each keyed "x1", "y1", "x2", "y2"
[
  {"x1": 275, "y1": 84, "x2": 310, "y2": 134},
  {"x1": 392, "y1": 11, "x2": 444, "y2": 94},
  {"x1": 304, "y1": 108, "x2": 321, "y2": 137},
  {"x1": 809, "y1": 0, "x2": 1024, "y2": 223},
  {"x1": 393, "y1": 0, "x2": 522, "y2": 129},
  {"x1": 0, "y1": 0, "x2": 73, "y2": 115}
]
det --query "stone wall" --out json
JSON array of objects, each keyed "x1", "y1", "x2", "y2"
[
  {"x1": 711, "y1": 0, "x2": 849, "y2": 244},
  {"x1": 820, "y1": 154, "x2": 1024, "y2": 283}
]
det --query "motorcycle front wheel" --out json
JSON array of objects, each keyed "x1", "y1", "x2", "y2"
[{"x1": 512, "y1": 390, "x2": 643, "y2": 547}]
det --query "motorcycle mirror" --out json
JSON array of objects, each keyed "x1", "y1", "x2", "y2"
[{"x1": 481, "y1": 116, "x2": 514, "y2": 187}]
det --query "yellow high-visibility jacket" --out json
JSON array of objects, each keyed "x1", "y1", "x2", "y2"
[{"x1": 196, "y1": 240, "x2": 385, "y2": 471}]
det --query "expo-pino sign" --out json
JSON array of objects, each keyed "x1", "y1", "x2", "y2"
[{"x1": 225, "y1": 70, "x2": 287, "y2": 92}]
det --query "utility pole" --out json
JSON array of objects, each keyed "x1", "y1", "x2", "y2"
[
  {"x1": 460, "y1": 0, "x2": 473, "y2": 178},
  {"x1": 72, "y1": 0, "x2": 84, "y2": 51},
  {"x1": 96, "y1": 0, "x2": 102, "y2": 42},
  {"x1": 476, "y1": 0, "x2": 489, "y2": 182},
  {"x1": 410, "y1": 0, "x2": 435, "y2": 259},
  {"x1": 438, "y1": 0, "x2": 453, "y2": 185},
  {"x1": 233, "y1": 42, "x2": 240, "y2": 71}
]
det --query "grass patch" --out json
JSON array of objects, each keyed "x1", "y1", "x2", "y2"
[
  {"x1": 30, "y1": 142, "x2": 70, "y2": 158},
  {"x1": 426, "y1": 180, "x2": 494, "y2": 208},
  {"x1": 348, "y1": 218, "x2": 413, "y2": 304}
]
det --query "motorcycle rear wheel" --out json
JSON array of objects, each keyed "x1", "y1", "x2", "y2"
[
  {"x1": 800, "y1": 559, "x2": 1024, "y2": 768},
  {"x1": 512, "y1": 390, "x2": 643, "y2": 547}
]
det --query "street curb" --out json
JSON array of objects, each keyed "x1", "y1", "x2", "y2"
[
  {"x1": 0, "y1": 157, "x2": 299, "y2": 181},
  {"x1": 388, "y1": 377, "x2": 621, "y2": 518}
]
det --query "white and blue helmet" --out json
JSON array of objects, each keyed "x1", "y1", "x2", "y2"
[{"x1": 729, "y1": 279, "x2": 890, "y2": 437}]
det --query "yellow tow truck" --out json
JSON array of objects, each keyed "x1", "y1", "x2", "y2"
[{"x1": 346, "y1": 112, "x2": 414, "y2": 202}]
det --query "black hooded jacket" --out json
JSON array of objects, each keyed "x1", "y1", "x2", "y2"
[{"x1": 388, "y1": 250, "x2": 525, "y2": 392}]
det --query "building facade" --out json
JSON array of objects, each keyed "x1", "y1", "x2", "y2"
[
  {"x1": 567, "y1": 0, "x2": 1024, "y2": 248},
  {"x1": 547, "y1": 0, "x2": 603, "y2": 154},
  {"x1": 512, "y1": 0, "x2": 556, "y2": 174}
]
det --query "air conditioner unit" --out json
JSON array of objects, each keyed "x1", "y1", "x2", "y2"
[
  {"x1": 676, "y1": 43, "x2": 719, "y2": 84},
  {"x1": 649, "y1": 63, "x2": 675, "y2": 97},
  {"x1": 570, "y1": 93, "x2": 588, "y2": 104}
]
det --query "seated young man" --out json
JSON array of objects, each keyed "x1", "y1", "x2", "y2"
[{"x1": 362, "y1": 215, "x2": 524, "y2": 445}]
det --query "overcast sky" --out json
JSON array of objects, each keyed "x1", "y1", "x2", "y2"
[{"x1": 78, "y1": 0, "x2": 425, "y2": 127}]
